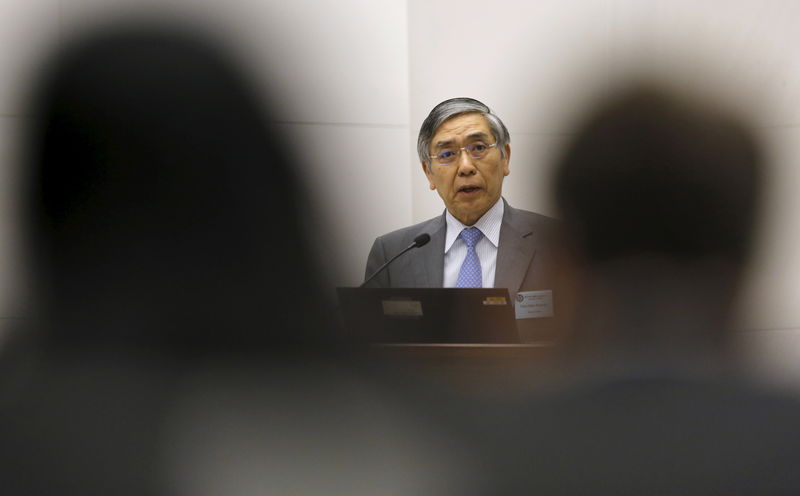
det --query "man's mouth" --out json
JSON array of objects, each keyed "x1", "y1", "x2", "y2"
[{"x1": 458, "y1": 186, "x2": 481, "y2": 194}]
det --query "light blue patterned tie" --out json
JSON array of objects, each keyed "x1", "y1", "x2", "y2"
[{"x1": 456, "y1": 227, "x2": 483, "y2": 288}]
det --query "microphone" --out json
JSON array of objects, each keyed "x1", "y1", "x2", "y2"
[{"x1": 360, "y1": 233, "x2": 431, "y2": 288}]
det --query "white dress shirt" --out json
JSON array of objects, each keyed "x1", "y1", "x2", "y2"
[{"x1": 443, "y1": 199, "x2": 504, "y2": 288}]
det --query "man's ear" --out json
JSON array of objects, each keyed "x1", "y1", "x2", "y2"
[
  {"x1": 502, "y1": 144, "x2": 511, "y2": 176},
  {"x1": 422, "y1": 161, "x2": 436, "y2": 190}
]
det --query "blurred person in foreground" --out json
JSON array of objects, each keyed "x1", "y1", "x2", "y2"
[
  {"x1": 469, "y1": 84, "x2": 800, "y2": 495},
  {"x1": 0, "y1": 23, "x2": 470, "y2": 496}
]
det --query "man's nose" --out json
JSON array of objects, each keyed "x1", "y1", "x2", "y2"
[{"x1": 456, "y1": 149, "x2": 477, "y2": 175}]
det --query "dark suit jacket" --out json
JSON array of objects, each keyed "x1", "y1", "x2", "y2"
[{"x1": 364, "y1": 199, "x2": 561, "y2": 341}]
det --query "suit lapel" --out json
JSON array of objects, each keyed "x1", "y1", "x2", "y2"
[
  {"x1": 495, "y1": 201, "x2": 537, "y2": 293},
  {"x1": 411, "y1": 214, "x2": 446, "y2": 287}
]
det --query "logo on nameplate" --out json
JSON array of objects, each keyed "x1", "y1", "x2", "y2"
[{"x1": 515, "y1": 290, "x2": 554, "y2": 319}]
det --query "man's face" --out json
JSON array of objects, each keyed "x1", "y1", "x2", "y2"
[{"x1": 423, "y1": 113, "x2": 510, "y2": 226}]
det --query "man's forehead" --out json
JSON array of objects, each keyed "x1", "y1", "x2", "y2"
[{"x1": 432, "y1": 113, "x2": 492, "y2": 141}]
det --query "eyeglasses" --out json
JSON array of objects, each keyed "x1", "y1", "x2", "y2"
[{"x1": 428, "y1": 141, "x2": 498, "y2": 165}]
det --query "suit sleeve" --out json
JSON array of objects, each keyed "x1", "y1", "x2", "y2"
[{"x1": 364, "y1": 237, "x2": 390, "y2": 287}]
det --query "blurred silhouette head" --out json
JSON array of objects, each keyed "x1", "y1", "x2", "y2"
[
  {"x1": 553, "y1": 84, "x2": 764, "y2": 348},
  {"x1": 22, "y1": 24, "x2": 326, "y2": 352}
]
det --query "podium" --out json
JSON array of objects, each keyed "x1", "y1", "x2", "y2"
[{"x1": 337, "y1": 287, "x2": 559, "y2": 344}]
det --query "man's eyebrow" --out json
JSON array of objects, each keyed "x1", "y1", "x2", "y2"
[{"x1": 466, "y1": 132, "x2": 490, "y2": 140}]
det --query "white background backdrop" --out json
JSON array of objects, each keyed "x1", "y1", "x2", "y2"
[{"x1": 2, "y1": 0, "x2": 800, "y2": 383}]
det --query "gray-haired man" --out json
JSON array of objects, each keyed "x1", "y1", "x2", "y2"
[{"x1": 364, "y1": 97, "x2": 560, "y2": 341}]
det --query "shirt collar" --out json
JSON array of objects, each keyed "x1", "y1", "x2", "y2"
[{"x1": 444, "y1": 198, "x2": 504, "y2": 253}]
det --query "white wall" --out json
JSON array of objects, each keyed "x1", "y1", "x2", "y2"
[{"x1": 2, "y1": 0, "x2": 800, "y2": 383}]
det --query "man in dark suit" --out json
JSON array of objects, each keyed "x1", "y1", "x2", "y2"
[{"x1": 364, "y1": 98, "x2": 560, "y2": 341}]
